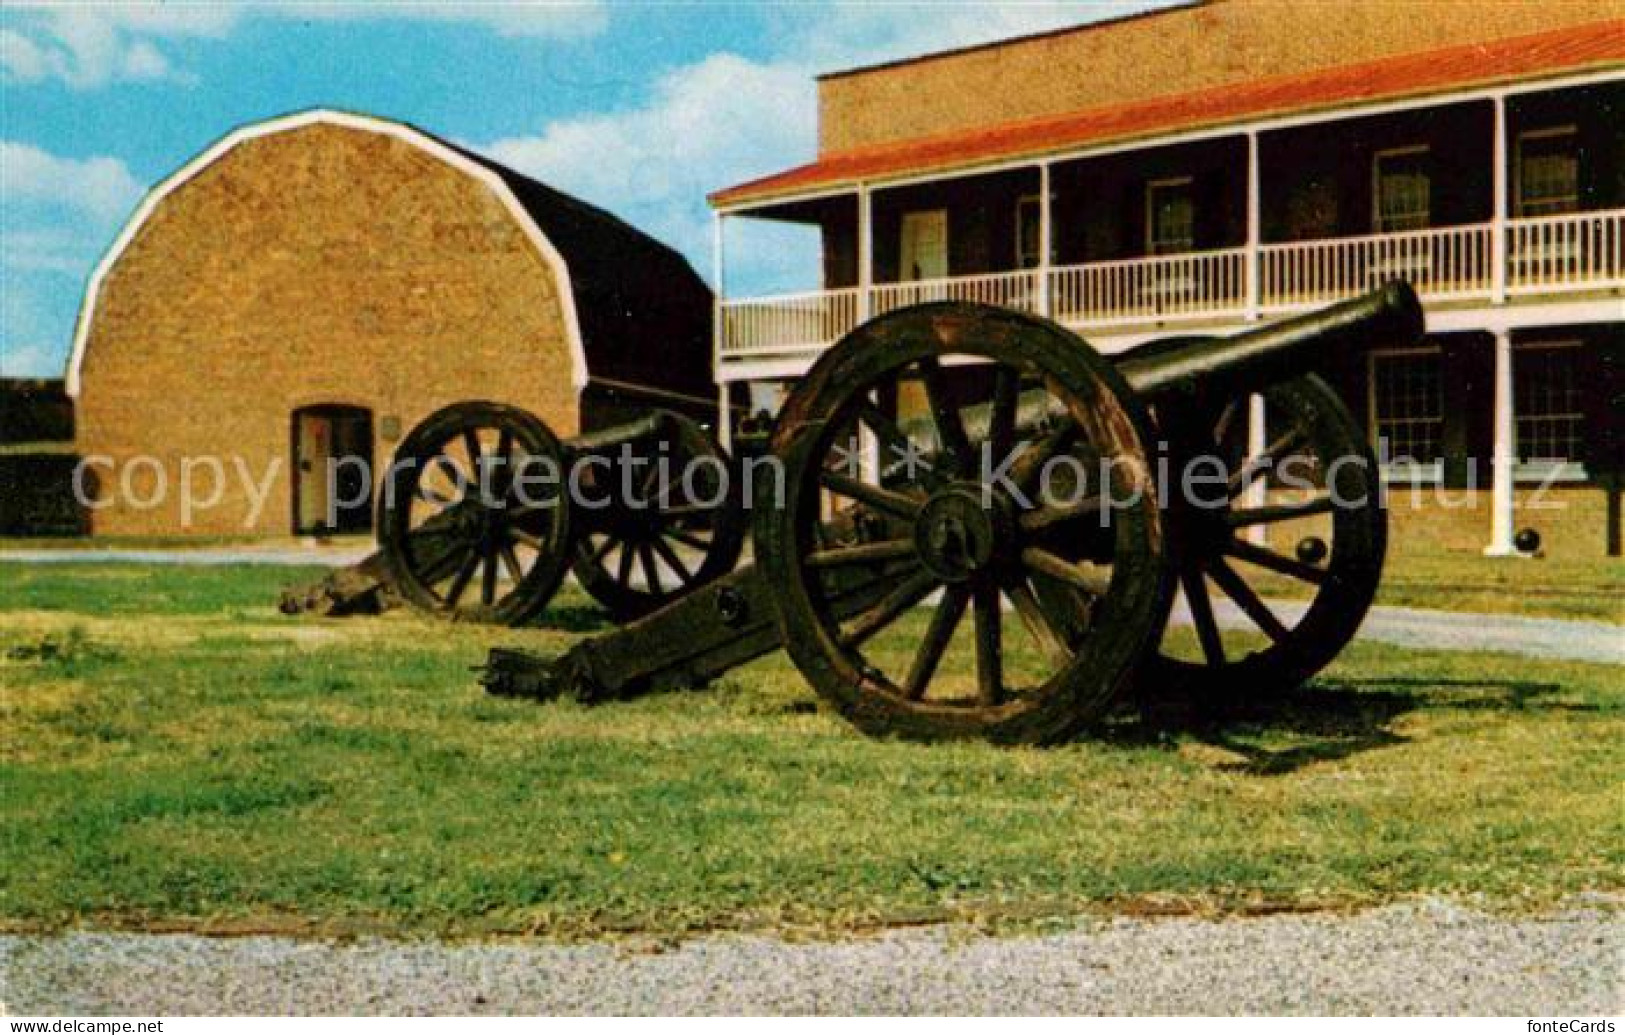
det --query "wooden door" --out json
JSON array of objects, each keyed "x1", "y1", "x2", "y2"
[{"x1": 293, "y1": 406, "x2": 373, "y2": 535}]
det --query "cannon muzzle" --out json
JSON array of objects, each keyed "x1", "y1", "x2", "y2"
[{"x1": 1116, "y1": 281, "x2": 1424, "y2": 401}]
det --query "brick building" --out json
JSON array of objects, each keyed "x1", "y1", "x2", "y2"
[
  {"x1": 71, "y1": 109, "x2": 712, "y2": 537},
  {"x1": 709, "y1": 0, "x2": 1624, "y2": 555}
]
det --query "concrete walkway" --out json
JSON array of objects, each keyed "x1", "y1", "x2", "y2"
[
  {"x1": 1167, "y1": 596, "x2": 1625, "y2": 666},
  {"x1": 0, "y1": 546, "x2": 372, "y2": 566}
]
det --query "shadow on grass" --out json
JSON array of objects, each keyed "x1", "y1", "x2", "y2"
[
  {"x1": 525, "y1": 605, "x2": 615, "y2": 634},
  {"x1": 1097, "y1": 677, "x2": 1579, "y2": 776}
]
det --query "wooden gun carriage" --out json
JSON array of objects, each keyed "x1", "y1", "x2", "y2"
[{"x1": 329, "y1": 284, "x2": 1423, "y2": 745}]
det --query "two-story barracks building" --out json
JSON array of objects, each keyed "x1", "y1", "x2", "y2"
[{"x1": 708, "y1": 0, "x2": 1624, "y2": 556}]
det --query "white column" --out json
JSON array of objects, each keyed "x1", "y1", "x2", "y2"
[
  {"x1": 1245, "y1": 130, "x2": 1261, "y2": 321},
  {"x1": 1038, "y1": 161, "x2": 1054, "y2": 319},
  {"x1": 1243, "y1": 393, "x2": 1268, "y2": 544},
  {"x1": 1491, "y1": 95, "x2": 1508, "y2": 305},
  {"x1": 856, "y1": 186, "x2": 873, "y2": 323},
  {"x1": 711, "y1": 211, "x2": 727, "y2": 442},
  {"x1": 1484, "y1": 330, "x2": 1516, "y2": 555},
  {"x1": 716, "y1": 381, "x2": 733, "y2": 452}
]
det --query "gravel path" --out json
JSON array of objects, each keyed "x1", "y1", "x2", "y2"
[{"x1": 4, "y1": 900, "x2": 1619, "y2": 1015}]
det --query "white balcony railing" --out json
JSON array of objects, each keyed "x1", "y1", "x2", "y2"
[
  {"x1": 870, "y1": 268, "x2": 1041, "y2": 316},
  {"x1": 720, "y1": 287, "x2": 859, "y2": 356},
  {"x1": 718, "y1": 209, "x2": 1625, "y2": 358},
  {"x1": 1507, "y1": 209, "x2": 1625, "y2": 294},
  {"x1": 1259, "y1": 223, "x2": 1491, "y2": 309},
  {"x1": 1052, "y1": 247, "x2": 1246, "y2": 326}
]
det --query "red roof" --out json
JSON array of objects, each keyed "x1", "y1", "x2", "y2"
[{"x1": 711, "y1": 20, "x2": 1625, "y2": 208}]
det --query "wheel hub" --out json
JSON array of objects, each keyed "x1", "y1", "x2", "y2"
[{"x1": 913, "y1": 486, "x2": 1010, "y2": 582}]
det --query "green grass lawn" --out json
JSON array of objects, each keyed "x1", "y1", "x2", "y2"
[{"x1": 1, "y1": 562, "x2": 1621, "y2": 939}]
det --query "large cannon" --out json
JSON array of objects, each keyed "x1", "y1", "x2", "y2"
[{"x1": 477, "y1": 284, "x2": 1422, "y2": 744}]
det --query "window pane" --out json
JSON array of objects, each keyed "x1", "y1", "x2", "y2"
[
  {"x1": 1376, "y1": 150, "x2": 1430, "y2": 233},
  {"x1": 1149, "y1": 181, "x2": 1194, "y2": 254},
  {"x1": 1518, "y1": 130, "x2": 1578, "y2": 217},
  {"x1": 1372, "y1": 351, "x2": 1444, "y2": 465},
  {"x1": 1515, "y1": 345, "x2": 1583, "y2": 463}
]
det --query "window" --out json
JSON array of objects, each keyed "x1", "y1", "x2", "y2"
[
  {"x1": 899, "y1": 209, "x2": 948, "y2": 281},
  {"x1": 1016, "y1": 195, "x2": 1044, "y2": 269},
  {"x1": 1516, "y1": 127, "x2": 1579, "y2": 218},
  {"x1": 1515, "y1": 341, "x2": 1584, "y2": 468},
  {"x1": 1146, "y1": 178, "x2": 1194, "y2": 255},
  {"x1": 1370, "y1": 348, "x2": 1444, "y2": 477},
  {"x1": 1373, "y1": 146, "x2": 1431, "y2": 233}
]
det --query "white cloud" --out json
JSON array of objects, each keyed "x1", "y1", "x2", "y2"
[
  {"x1": 470, "y1": 3, "x2": 1173, "y2": 293},
  {"x1": 483, "y1": 52, "x2": 820, "y2": 292},
  {"x1": 0, "y1": 1, "x2": 606, "y2": 88},
  {"x1": 1, "y1": 140, "x2": 144, "y2": 223},
  {"x1": 1, "y1": 140, "x2": 144, "y2": 381}
]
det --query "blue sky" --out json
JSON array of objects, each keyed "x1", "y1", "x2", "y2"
[{"x1": 1, "y1": 1, "x2": 1168, "y2": 377}]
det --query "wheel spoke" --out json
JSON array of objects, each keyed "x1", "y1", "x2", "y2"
[
  {"x1": 1019, "y1": 494, "x2": 1104, "y2": 532},
  {"x1": 1206, "y1": 558, "x2": 1289, "y2": 643},
  {"x1": 806, "y1": 539, "x2": 916, "y2": 569},
  {"x1": 1006, "y1": 581, "x2": 1071, "y2": 670},
  {"x1": 494, "y1": 428, "x2": 514, "y2": 493},
  {"x1": 1226, "y1": 537, "x2": 1328, "y2": 585},
  {"x1": 1011, "y1": 424, "x2": 1078, "y2": 496},
  {"x1": 839, "y1": 569, "x2": 937, "y2": 648},
  {"x1": 1226, "y1": 494, "x2": 1337, "y2": 528},
  {"x1": 639, "y1": 542, "x2": 664, "y2": 596},
  {"x1": 1180, "y1": 565, "x2": 1226, "y2": 666},
  {"x1": 854, "y1": 401, "x2": 915, "y2": 472},
  {"x1": 650, "y1": 535, "x2": 693, "y2": 584},
  {"x1": 1212, "y1": 398, "x2": 1241, "y2": 444},
  {"x1": 443, "y1": 550, "x2": 481, "y2": 608},
  {"x1": 1020, "y1": 547, "x2": 1113, "y2": 596},
  {"x1": 480, "y1": 542, "x2": 499, "y2": 606},
  {"x1": 498, "y1": 542, "x2": 525, "y2": 583},
  {"x1": 987, "y1": 365, "x2": 1021, "y2": 462},
  {"x1": 1228, "y1": 427, "x2": 1307, "y2": 496},
  {"x1": 427, "y1": 454, "x2": 469, "y2": 501},
  {"x1": 666, "y1": 528, "x2": 713, "y2": 551},
  {"x1": 819, "y1": 470, "x2": 923, "y2": 521},
  {"x1": 972, "y1": 582, "x2": 1003, "y2": 706},
  {"x1": 903, "y1": 586, "x2": 968, "y2": 700},
  {"x1": 616, "y1": 539, "x2": 636, "y2": 586},
  {"x1": 462, "y1": 429, "x2": 484, "y2": 478},
  {"x1": 510, "y1": 527, "x2": 546, "y2": 550},
  {"x1": 920, "y1": 357, "x2": 974, "y2": 473},
  {"x1": 589, "y1": 534, "x2": 617, "y2": 564}
]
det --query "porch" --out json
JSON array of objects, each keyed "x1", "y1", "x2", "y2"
[{"x1": 718, "y1": 208, "x2": 1625, "y2": 359}]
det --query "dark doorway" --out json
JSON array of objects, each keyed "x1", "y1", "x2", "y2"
[{"x1": 292, "y1": 405, "x2": 373, "y2": 535}]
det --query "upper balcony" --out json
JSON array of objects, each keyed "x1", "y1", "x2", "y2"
[{"x1": 714, "y1": 78, "x2": 1625, "y2": 367}]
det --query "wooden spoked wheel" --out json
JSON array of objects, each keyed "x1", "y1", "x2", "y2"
[
  {"x1": 569, "y1": 412, "x2": 746, "y2": 621},
  {"x1": 758, "y1": 302, "x2": 1173, "y2": 745},
  {"x1": 379, "y1": 401, "x2": 572, "y2": 625},
  {"x1": 1144, "y1": 372, "x2": 1387, "y2": 695}
]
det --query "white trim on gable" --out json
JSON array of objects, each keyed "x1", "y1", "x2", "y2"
[{"x1": 64, "y1": 108, "x2": 589, "y2": 397}]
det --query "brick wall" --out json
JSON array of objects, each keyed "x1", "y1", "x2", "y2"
[
  {"x1": 817, "y1": 0, "x2": 1620, "y2": 154},
  {"x1": 75, "y1": 123, "x2": 581, "y2": 537}
]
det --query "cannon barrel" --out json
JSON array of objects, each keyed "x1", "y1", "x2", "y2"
[{"x1": 1116, "y1": 281, "x2": 1424, "y2": 400}]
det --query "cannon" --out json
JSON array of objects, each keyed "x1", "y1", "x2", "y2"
[
  {"x1": 474, "y1": 284, "x2": 1421, "y2": 745},
  {"x1": 282, "y1": 406, "x2": 746, "y2": 624}
]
